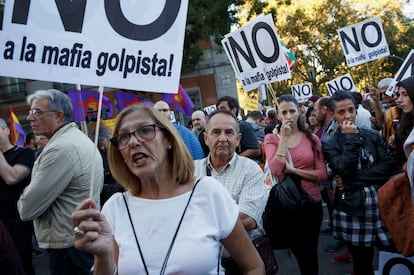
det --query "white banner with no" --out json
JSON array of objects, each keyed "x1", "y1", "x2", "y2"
[
  {"x1": 291, "y1": 82, "x2": 312, "y2": 103},
  {"x1": 0, "y1": 0, "x2": 188, "y2": 93},
  {"x1": 338, "y1": 17, "x2": 389, "y2": 67},
  {"x1": 325, "y1": 73, "x2": 357, "y2": 96},
  {"x1": 221, "y1": 14, "x2": 291, "y2": 92}
]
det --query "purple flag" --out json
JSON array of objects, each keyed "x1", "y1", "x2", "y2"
[
  {"x1": 67, "y1": 90, "x2": 114, "y2": 122},
  {"x1": 115, "y1": 91, "x2": 154, "y2": 112},
  {"x1": 161, "y1": 85, "x2": 195, "y2": 118}
]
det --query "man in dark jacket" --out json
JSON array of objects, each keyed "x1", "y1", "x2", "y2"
[{"x1": 322, "y1": 91, "x2": 394, "y2": 275}]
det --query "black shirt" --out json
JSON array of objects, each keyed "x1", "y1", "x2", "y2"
[{"x1": 0, "y1": 147, "x2": 34, "y2": 218}]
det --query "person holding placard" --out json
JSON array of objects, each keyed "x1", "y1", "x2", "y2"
[
  {"x1": 17, "y1": 89, "x2": 104, "y2": 275},
  {"x1": 71, "y1": 104, "x2": 265, "y2": 274},
  {"x1": 368, "y1": 78, "x2": 401, "y2": 145}
]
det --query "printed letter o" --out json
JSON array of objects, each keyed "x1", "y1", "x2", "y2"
[{"x1": 105, "y1": 0, "x2": 181, "y2": 41}]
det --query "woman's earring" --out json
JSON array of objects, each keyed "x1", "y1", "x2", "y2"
[{"x1": 167, "y1": 144, "x2": 172, "y2": 150}]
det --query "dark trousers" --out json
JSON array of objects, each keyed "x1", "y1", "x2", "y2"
[
  {"x1": 48, "y1": 247, "x2": 94, "y2": 275},
  {"x1": 1, "y1": 216, "x2": 34, "y2": 275},
  {"x1": 347, "y1": 245, "x2": 374, "y2": 275},
  {"x1": 320, "y1": 187, "x2": 334, "y2": 225},
  {"x1": 0, "y1": 220, "x2": 25, "y2": 275},
  {"x1": 290, "y1": 201, "x2": 323, "y2": 275}
]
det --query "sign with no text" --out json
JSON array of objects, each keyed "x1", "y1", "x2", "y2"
[{"x1": 0, "y1": 0, "x2": 189, "y2": 93}]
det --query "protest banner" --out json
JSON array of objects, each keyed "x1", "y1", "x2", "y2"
[
  {"x1": 385, "y1": 49, "x2": 414, "y2": 96},
  {"x1": 291, "y1": 82, "x2": 312, "y2": 103},
  {"x1": 338, "y1": 17, "x2": 389, "y2": 67},
  {"x1": 221, "y1": 13, "x2": 291, "y2": 92},
  {"x1": 0, "y1": 0, "x2": 188, "y2": 93},
  {"x1": 325, "y1": 73, "x2": 357, "y2": 96}
]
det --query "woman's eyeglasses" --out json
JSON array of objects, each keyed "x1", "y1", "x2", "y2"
[{"x1": 110, "y1": 124, "x2": 164, "y2": 149}]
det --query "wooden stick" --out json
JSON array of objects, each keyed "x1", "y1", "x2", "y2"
[{"x1": 89, "y1": 86, "x2": 104, "y2": 199}]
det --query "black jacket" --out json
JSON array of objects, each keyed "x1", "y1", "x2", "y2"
[{"x1": 322, "y1": 128, "x2": 393, "y2": 193}]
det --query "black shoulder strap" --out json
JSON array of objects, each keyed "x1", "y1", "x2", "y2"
[{"x1": 122, "y1": 178, "x2": 201, "y2": 275}]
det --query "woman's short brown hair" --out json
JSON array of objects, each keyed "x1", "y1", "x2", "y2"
[{"x1": 108, "y1": 104, "x2": 195, "y2": 195}]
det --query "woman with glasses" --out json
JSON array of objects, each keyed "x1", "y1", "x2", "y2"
[
  {"x1": 71, "y1": 104, "x2": 264, "y2": 275},
  {"x1": 322, "y1": 91, "x2": 394, "y2": 275}
]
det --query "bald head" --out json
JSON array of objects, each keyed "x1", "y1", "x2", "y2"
[
  {"x1": 191, "y1": 110, "x2": 206, "y2": 131},
  {"x1": 153, "y1": 100, "x2": 171, "y2": 118}
]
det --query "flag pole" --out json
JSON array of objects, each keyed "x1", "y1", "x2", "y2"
[
  {"x1": 365, "y1": 62, "x2": 372, "y2": 86},
  {"x1": 266, "y1": 83, "x2": 279, "y2": 110},
  {"x1": 89, "y1": 86, "x2": 104, "y2": 199}
]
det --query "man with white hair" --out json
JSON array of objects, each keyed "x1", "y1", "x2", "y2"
[
  {"x1": 17, "y1": 89, "x2": 103, "y2": 275},
  {"x1": 194, "y1": 110, "x2": 267, "y2": 274}
]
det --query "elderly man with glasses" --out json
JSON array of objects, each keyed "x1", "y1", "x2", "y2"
[{"x1": 17, "y1": 89, "x2": 104, "y2": 275}]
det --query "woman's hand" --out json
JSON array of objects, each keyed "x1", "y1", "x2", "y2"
[
  {"x1": 71, "y1": 199, "x2": 114, "y2": 257},
  {"x1": 279, "y1": 120, "x2": 292, "y2": 139}
]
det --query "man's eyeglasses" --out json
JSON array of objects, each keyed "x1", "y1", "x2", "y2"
[
  {"x1": 28, "y1": 109, "x2": 57, "y2": 117},
  {"x1": 109, "y1": 124, "x2": 164, "y2": 149}
]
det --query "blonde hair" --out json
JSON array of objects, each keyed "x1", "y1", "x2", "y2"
[{"x1": 108, "y1": 104, "x2": 195, "y2": 195}]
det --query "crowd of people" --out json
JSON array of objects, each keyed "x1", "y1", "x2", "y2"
[{"x1": 0, "y1": 75, "x2": 413, "y2": 274}]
